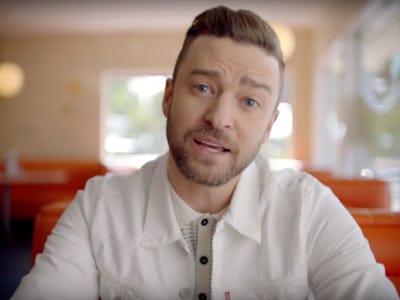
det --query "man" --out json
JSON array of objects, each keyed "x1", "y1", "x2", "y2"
[{"x1": 12, "y1": 6, "x2": 398, "y2": 300}]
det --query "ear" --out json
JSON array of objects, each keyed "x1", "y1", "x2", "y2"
[
  {"x1": 162, "y1": 78, "x2": 174, "y2": 117},
  {"x1": 262, "y1": 109, "x2": 279, "y2": 143}
]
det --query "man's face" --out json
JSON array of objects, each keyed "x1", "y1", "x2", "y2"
[{"x1": 163, "y1": 36, "x2": 280, "y2": 186}]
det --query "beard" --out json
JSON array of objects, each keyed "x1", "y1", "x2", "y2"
[{"x1": 166, "y1": 116, "x2": 263, "y2": 187}]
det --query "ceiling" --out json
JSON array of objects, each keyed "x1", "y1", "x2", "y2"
[{"x1": 0, "y1": 0, "x2": 327, "y2": 35}]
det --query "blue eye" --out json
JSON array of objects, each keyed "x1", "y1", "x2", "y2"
[
  {"x1": 244, "y1": 98, "x2": 258, "y2": 107},
  {"x1": 196, "y1": 84, "x2": 210, "y2": 93}
]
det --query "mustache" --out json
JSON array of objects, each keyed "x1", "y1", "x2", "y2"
[{"x1": 185, "y1": 127, "x2": 237, "y2": 153}]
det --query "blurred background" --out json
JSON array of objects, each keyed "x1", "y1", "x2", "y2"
[
  {"x1": 1, "y1": 0, "x2": 399, "y2": 178},
  {"x1": 0, "y1": 0, "x2": 399, "y2": 298}
]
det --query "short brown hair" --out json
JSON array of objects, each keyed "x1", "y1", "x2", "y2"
[{"x1": 172, "y1": 5, "x2": 285, "y2": 102}]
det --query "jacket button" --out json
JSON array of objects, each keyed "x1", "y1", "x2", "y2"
[
  {"x1": 199, "y1": 256, "x2": 208, "y2": 264},
  {"x1": 198, "y1": 293, "x2": 207, "y2": 300},
  {"x1": 201, "y1": 218, "x2": 208, "y2": 226}
]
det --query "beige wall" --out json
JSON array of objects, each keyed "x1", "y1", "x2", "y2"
[
  {"x1": 313, "y1": 0, "x2": 367, "y2": 58},
  {"x1": 0, "y1": 31, "x2": 184, "y2": 160},
  {"x1": 290, "y1": 0, "x2": 368, "y2": 161},
  {"x1": 289, "y1": 28, "x2": 315, "y2": 161}
]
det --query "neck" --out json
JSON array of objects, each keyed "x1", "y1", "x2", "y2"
[{"x1": 167, "y1": 154, "x2": 239, "y2": 214}]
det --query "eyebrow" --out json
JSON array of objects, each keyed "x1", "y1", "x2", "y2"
[
  {"x1": 189, "y1": 68, "x2": 272, "y2": 94},
  {"x1": 240, "y1": 77, "x2": 272, "y2": 94},
  {"x1": 189, "y1": 68, "x2": 220, "y2": 78}
]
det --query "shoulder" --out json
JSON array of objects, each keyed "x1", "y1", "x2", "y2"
[
  {"x1": 72, "y1": 155, "x2": 167, "y2": 215},
  {"x1": 253, "y1": 155, "x2": 328, "y2": 199},
  {"x1": 85, "y1": 155, "x2": 165, "y2": 196},
  {"x1": 253, "y1": 156, "x2": 341, "y2": 217},
  {"x1": 269, "y1": 168, "x2": 327, "y2": 199}
]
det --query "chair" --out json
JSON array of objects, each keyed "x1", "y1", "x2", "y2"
[{"x1": 31, "y1": 201, "x2": 68, "y2": 264}]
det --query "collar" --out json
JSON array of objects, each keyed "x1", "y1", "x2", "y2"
[
  {"x1": 170, "y1": 183, "x2": 203, "y2": 228},
  {"x1": 221, "y1": 157, "x2": 264, "y2": 244},
  {"x1": 170, "y1": 182, "x2": 229, "y2": 228},
  {"x1": 141, "y1": 153, "x2": 183, "y2": 248},
  {"x1": 141, "y1": 153, "x2": 266, "y2": 247}
]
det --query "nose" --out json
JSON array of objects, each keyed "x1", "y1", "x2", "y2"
[{"x1": 202, "y1": 94, "x2": 234, "y2": 130}]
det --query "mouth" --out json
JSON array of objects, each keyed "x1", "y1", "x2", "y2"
[{"x1": 193, "y1": 138, "x2": 230, "y2": 154}]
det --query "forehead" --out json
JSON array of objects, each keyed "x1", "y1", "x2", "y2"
[{"x1": 178, "y1": 35, "x2": 280, "y2": 82}]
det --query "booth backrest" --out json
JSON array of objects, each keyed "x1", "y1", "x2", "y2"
[
  {"x1": 0, "y1": 159, "x2": 107, "y2": 219},
  {"x1": 319, "y1": 178, "x2": 391, "y2": 209},
  {"x1": 302, "y1": 168, "x2": 333, "y2": 180},
  {"x1": 350, "y1": 208, "x2": 400, "y2": 295},
  {"x1": 14, "y1": 160, "x2": 108, "y2": 194},
  {"x1": 31, "y1": 201, "x2": 68, "y2": 264}
]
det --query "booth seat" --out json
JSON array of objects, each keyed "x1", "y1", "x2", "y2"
[
  {"x1": 301, "y1": 167, "x2": 391, "y2": 209},
  {"x1": 0, "y1": 159, "x2": 107, "y2": 219},
  {"x1": 318, "y1": 177, "x2": 391, "y2": 209},
  {"x1": 349, "y1": 208, "x2": 400, "y2": 295},
  {"x1": 31, "y1": 202, "x2": 400, "y2": 295}
]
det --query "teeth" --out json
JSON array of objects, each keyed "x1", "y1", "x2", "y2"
[
  {"x1": 202, "y1": 141, "x2": 221, "y2": 149},
  {"x1": 205, "y1": 146, "x2": 223, "y2": 153},
  {"x1": 196, "y1": 140, "x2": 224, "y2": 153}
]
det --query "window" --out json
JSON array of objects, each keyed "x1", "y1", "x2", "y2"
[
  {"x1": 358, "y1": 0, "x2": 400, "y2": 209},
  {"x1": 101, "y1": 73, "x2": 169, "y2": 170},
  {"x1": 261, "y1": 102, "x2": 293, "y2": 159},
  {"x1": 316, "y1": 0, "x2": 400, "y2": 209}
]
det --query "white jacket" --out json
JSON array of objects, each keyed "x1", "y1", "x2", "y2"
[{"x1": 12, "y1": 154, "x2": 398, "y2": 300}]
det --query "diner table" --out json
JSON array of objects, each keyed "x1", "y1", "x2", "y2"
[{"x1": 0, "y1": 169, "x2": 69, "y2": 237}]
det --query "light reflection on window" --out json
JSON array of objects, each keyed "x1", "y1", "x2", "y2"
[{"x1": 261, "y1": 102, "x2": 293, "y2": 159}]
